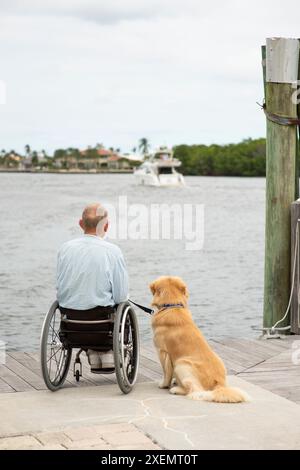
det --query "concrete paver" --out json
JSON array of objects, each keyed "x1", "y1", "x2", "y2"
[
  {"x1": 1, "y1": 377, "x2": 300, "y2": 450},
  {"x1": 0, "y1": 435, "x2": 42, "y2": 450}
]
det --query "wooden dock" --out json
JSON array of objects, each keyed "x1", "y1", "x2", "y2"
[{"x1": 1, "y1": 337, "x2": 300, "y2": 405}]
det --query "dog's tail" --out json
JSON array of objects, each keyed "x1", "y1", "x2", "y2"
[{"x1": 188, "y1": 385, "x2": 250, "y2": 403}]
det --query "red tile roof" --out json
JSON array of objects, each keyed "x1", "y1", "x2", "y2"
[{"x1": 80, "y1": 148, "x2": 119, "y2": 158}]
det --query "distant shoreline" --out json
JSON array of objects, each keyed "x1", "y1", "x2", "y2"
[
  {"x1": 0, "y1": 169, "x2": 133, "y2": 175},
  {"x1": 0, "y1": 169, "x2": 266, "y2": 177}
]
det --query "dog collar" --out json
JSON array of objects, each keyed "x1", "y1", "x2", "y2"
[{"x1": 156, "y1": 303, "x2": 185, "y2": 313}]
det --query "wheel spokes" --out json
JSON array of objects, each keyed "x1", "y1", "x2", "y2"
[
  {"x1": 47, "y1": 345, "x2": 62, "y2": 363},
  {"x1": 53, "y1": 348, "x2": 65, "y2": 383},
  {"x1": 45, "y1": 308, "x2": 69, "y2": 385}
]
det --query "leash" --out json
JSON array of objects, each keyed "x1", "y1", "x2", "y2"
[
  {"x1": 128, "y1": 299, "x2": 154, "y2": 315},
  {"x1": 128, "y1": 300, "x2": 184, "y2": 316}
]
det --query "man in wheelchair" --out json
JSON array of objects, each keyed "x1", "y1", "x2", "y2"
[{"x1": 56, "y1": 202, "x2": 129, "y2": 373}]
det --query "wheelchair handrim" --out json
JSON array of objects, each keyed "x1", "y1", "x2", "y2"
[
  {"x1": 40, "y1": 301, "x2": 71, "y2": 390},
  {"x1": 114, "y1": 303, "x2": 140, "y2": 392}
]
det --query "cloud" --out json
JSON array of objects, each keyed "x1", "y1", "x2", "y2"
[
  {"x1": 0, "y1": 0, "x2": 217, "y2": 24},
  {"x1": 0, "y1": 0, "x2": 300, "y2": 153}
]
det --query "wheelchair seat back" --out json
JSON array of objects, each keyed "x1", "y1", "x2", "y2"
[{"x1": 59, "y1": 305, "x2": 115, "y2": 351}]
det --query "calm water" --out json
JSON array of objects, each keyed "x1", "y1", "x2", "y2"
[{"x1": 0, "y1": 173, "x2": 265, "y2": 351}]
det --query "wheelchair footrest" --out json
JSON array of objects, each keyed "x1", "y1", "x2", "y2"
[{"x1": 90, "y1": 367, "x2": 115, "y2": 375}]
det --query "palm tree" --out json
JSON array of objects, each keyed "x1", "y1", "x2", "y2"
[
  {"x1": 31, "y1": 151, "x2": 38, "y2": 166},
  {"x1": 0, "y1": 149, "x2": 6, "y2": 165},
  {"x1": 24, "y1": 144, "x2": 31, "y2": 157},
  {"x1": 138, "y1": 138, "x2": 150, "y2": 155}
]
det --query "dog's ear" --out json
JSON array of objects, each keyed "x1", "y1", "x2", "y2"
[
  {"x1": 179, "y1": 284, "x2": 189, "y2": 298},
  {"x1": 149, "y1": 281, "x2": 157, "y2": 295},
  {"x1": 173, "y1": 277, "x2": 189, "y2": 298},
  {"x1": 150, "y1": 279, "x2": 162, "y2": 296},
  {"x1": 182, "y1": 285, "x2": 189, "y2": 298}
]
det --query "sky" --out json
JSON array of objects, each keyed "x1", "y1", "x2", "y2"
[{"x1": 0, "y1": 0, "x2": 300, "y2": 155}]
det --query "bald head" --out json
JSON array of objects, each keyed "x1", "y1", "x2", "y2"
[{"x1": 79, "y1": 203, "x2": 108, "y2": 236}]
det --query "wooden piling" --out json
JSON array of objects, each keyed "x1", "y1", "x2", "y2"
[{"x1": 263, "y1": 38, "x2": 300, "y2": 330}]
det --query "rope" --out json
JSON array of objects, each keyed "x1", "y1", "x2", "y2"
[
  {"x1": 257, "y1": 102, "x2": 300, "y2": 126},
  {"x1": 252, "y1": 220, "x2": 300, "y2": 335},
  {"x1": 268, "y1": 220, "x2": 299, "y2": 332}
]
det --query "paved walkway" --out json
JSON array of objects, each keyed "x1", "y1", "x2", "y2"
[
  {"x1": 1, "y1": 377, "x2": 300, "y2": 450},
  {"x1": 0, "y1": 423, "x2": 160, "y2": 450}
]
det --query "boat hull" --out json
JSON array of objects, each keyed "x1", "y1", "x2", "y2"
[{"x1": 134, "y1": 171, "x2": 185, "y2": 187}]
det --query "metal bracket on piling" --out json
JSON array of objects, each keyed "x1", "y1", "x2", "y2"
[{"x1": 262, "y1": 329, "x2": 283, "y2": 340}]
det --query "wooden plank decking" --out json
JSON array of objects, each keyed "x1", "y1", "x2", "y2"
[{"x1": 1, "y1": 337, "x2": 300, "y2": 405}]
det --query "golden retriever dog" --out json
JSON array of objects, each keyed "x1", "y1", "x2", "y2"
[{"x1": 150, "y1": 276, "x2": 249, "y2": 403}]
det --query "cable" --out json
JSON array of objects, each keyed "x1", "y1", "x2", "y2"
[{"x1": 270, "y1": 220, "x2": 299, "y2": 332}]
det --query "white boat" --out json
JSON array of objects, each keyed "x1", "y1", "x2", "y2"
[{"x1": 134, "y1": 147, "x2": 185, "y2": 187}]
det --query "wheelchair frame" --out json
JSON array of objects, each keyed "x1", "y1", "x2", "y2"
[{"x1": 40, "y1": 300, "x2": 140, "y2": 394}]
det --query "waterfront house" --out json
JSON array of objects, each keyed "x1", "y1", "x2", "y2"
[
  {"x1": 0, "y1": 152, "x2": 24, "y2": 170},
  {"x1": 53, "y1": 147, "x2": 141, "y2": 171}
]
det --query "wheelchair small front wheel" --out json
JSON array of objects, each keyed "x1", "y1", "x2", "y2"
[
  {"x1": 113, "y1": 302, "x2": 140, "y2": 394},
  {"x1": 40, "y1": 300, "x2": 72, "y2": 391}
]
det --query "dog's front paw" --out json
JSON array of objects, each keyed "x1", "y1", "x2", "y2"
[
  {"x1": 169, "y1": 386, "x2": 185, "y2": 395},
  {"x1": 159, "y1": 381, "x2": 169, "y2": 389}
]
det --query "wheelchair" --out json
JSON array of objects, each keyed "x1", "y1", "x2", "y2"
[{"x1": 40, "y1": 301, "x2": 139, "y2": 394}]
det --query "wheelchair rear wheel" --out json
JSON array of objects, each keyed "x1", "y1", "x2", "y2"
[
  {"x1": 40, "y1": 301, "x2": 72, "y2": 391},
  {"x1": 113, "y1": 302, "x2": 139, "y2": 394}
]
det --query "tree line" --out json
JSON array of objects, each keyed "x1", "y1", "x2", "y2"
[{"x1": 173, "y1": 138, "x2": 266, "y2": 177}]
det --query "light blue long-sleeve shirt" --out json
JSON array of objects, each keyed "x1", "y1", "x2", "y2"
[{"x1": 56, "y1": 235, "x2": 129, "y2": 309}]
